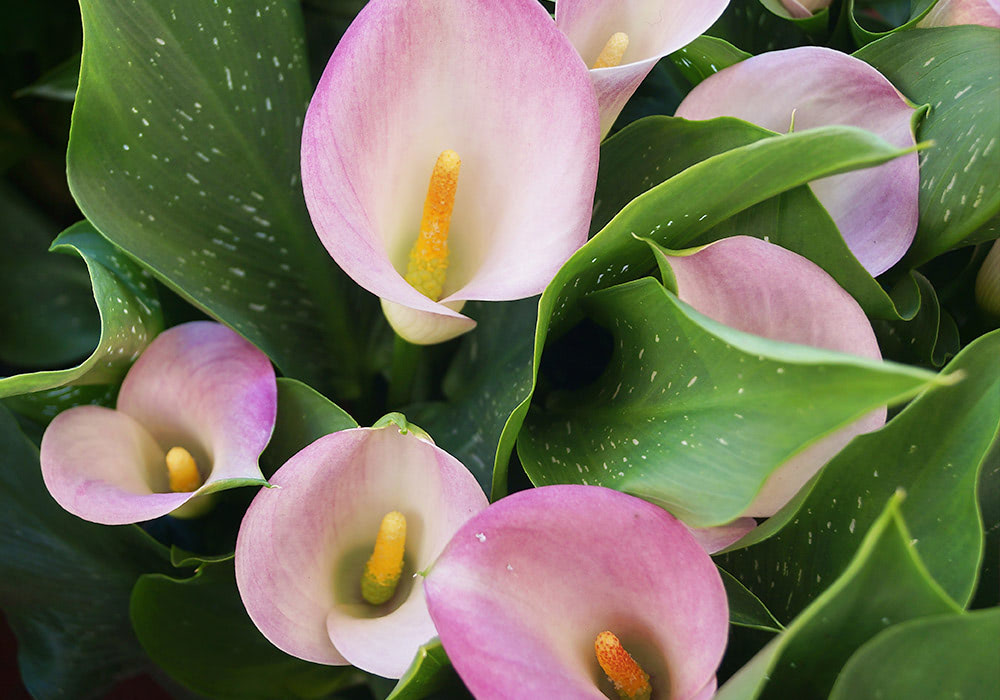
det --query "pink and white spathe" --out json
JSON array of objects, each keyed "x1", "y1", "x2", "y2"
[
  {"x1": 424, "y1": 485, "x2": 728, "y2": 699},
  {"x1": 556, "y1": 0, "x2": 730, "y2": 138},
  {"x1": 302, "y1": 0, "x2": 599, "y2": 345},
  {"x1": 235, "y1": 424, "x2": 488, "y2": 679},
  {"x1": 666, "y1": 236, "x2": 885, "y2": 517},
  {"x1": 39, "y1": 322, "x2": 276, "y2": 525},
  {"x1": 676, "y1": 47, "x2": 919, "y2": 276},
  {"x1": 779, "y1": 0, "x2": 831, "y2": 19},
  {"x1": 919, "y1": 0, "x2": 1000, "y2": 27}
]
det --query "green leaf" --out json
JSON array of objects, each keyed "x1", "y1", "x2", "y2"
[
  {"x1": 131, "y1": 560, "x2": 358, "y2": 700},
  {"x1": 406, "y1": 299, "x2": 537, "y2": 494},
  {"x1": 0, "y1": 185, "x2": 97, "y2": 369},
  {"x1": 386, "y1": 639, "x2": 466, "y2": 700},
  {"x1": 0, "y1": 404, "x2": 173, "y2": 700},
  {"x1": 716, "y1": 496, "x2": 960, "y2": 700},
  {"x1": 260, "y1": 377, "x2": 358, "y2": 476},
  {"x1": 873, "y1": 271, "x2": 960, "y2": 367},
  {"x1": 830, "y1": 608, "x2": 1000, "y2": 699},
  {"x1": 493, "y1": 120, "x2": 923, "y2": 498},
  {"x1": 758, "y1": 0, "x2": 832, "y2": 33},
  {"x1": 719, "y1": 567, "x2": 783, "y2": 632},
  {"x1": 708, "y1": 0, "x2": 816, "y2": 54},
  {"x1": 67, "y1": 0, "x2": 361, "y2": 394},
  {"x1": 14, "y1": 53, "x2": 80, "y2": 101},
  {"x1": 845, "y1": 0, "x2": 938, "y2": 46},
  {"x1": 0, "y1": 220, "x2": 163, "y2": 398},
  {"x1": 668, "y1": 35, "x2": 750, "y2": 86},
  {"x1": 856, "y1": 26, "x2": 1000, "y2": 266},
  {"x1": 517, "y1": 276, "x2": 940, "y2": 527},
  {"x1": 592, "y1": 116, "x2": 912, "y2": 320},
  {"x1": 721, "y1": 330, "x2": 1000, "y2": 615}
]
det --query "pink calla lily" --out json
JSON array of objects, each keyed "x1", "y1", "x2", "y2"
[
  {"x1": 919, "y1": 0, "x2": 1000, "y2": 27},
  {"x1": 555, "y1": 0, "x2": 730, "y2": 137},
  {"x1": 39, "y1": 322, "x2": 276, "y2": 525},
  {"x1": 301, "y1": 0, "x2": 600, "y2": 345},
  {"x1": 424, "y1": 485, "x2": 729, "y2": 699},
  {"x1": 675, "y1": 47, "x2": 919, "y2": 276},
  {"x1": 666, "y1": 236, "x2": 885, "y2": 517},
  {"x1": 779, "y1": 0, "x2": 831, "y2": 19},
  {"x1": 235, "y1": 423, "x2": 488, "y2": 679}
]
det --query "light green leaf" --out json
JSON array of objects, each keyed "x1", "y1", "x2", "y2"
[
  {"x1": 387, "y1": 639, "x2": 466, "y2": 700},
  {"x1": 0, "y1": 405, "x2": 173, "y2": 700},
  {"x1": 830, "y1": 609, "x2": 1000, "y2": 699},
  {"x1": 68, "y1": 0, "x2": 362, "y2": 394},
  {"x1": 716, "y1": 496, "x2": 960, "y2": 699},
  {"x1": 517, "y1": 276, "x2": 940, "y2": 527},
  {"x1": 721, "y1": 330, "x2": 1000, "y2": 614},
  {"x1": 131, "y1": 560, "x2": 359, "y2": 700},
  {"x1": 668, "y1": 35, "x2": 749, "y2": 86},
  {"x1": 0, "y1": 220, "x2": 163, "y2": 398},
  {"x1": 493, "y1": 120, "x2": 922, "y2": 498},
  {"x1": 856, "y1": 26, "x2": 1000, "y2": 266}
]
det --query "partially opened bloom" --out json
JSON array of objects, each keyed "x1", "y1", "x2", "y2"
[
  {"x1": 235, "y1": 423, "x2": 488, "y2": 678},
  {"x1": 779, "y1": 0, "x2": 831, "y2": 18},
  {"x1": 555, "y1": 0, "x2": 730, "y2": 137},
  {"x1": 665, "y1": 236, "x2": 885, "y2": 516},
  {"x1": 39, "y1": 322, "x2": 275, "y2": 525},
  {"x1": 919, "y1": 0, "x2": 1000, "y2": 27},
  {"x1": 675, "y1": 47, "x2": 919, "y2": 276},
  {"x1": 302, "y1": 0, "x2": 599, "y2": 345},
  {"x1": 424, "y1": 485, "x2": 728, "y2": 699}
]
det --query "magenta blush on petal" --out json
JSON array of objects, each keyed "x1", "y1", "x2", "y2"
[
  {"x1": 675, "y1": 47, "x2": 918, "y2": 275},
  {"x1": 556, "y1": 0, "x2": 729, "y2": 136},
  {"x1": 301, "y1": 0, "x2": 599, "y2": 343},
  {"x1": 667, "y1": 236, "x2": 886, "y2": 516},
  {"x1": 424, "y1": 485, "x2": 729, "y2": 699},
  {"x1": 920, "y1": 0, "x2": 1000, "y2": 27},
  {"x1": 235, "y1": 427, "x2": 488, "y2": 678}
]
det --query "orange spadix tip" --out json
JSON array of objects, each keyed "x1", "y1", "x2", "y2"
[
  {"x1": 592, "y1": 32, "x2": 630, "y2": 69},
  {"x1": 405, "y1": 149, "x2": 461, "y2": 301},
  {"x1": 595, "y1": 631, "x2": 651, "y2": 700},
  {"x1": 361, "y1": 510, "x2": 407, "y2": 605},
  {"x1": 166, "y1": 446, "x2": 202, "y2": 493}
]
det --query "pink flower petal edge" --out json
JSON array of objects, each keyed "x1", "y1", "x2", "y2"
[
  {"x1": 675, "y1": 47, "x2": 918, "y2": 276},
  {"x1": 424, "y1": 485, "x2": 728, "y2": 699},
  {"x1": 920, "y1": 0, "x2": 1000, "y2": 27},
  {"x1": 667, "y1": 236, "x2": 886, "y2": 516},
  {"x1": 556, "y1": 0, "x2": 730, "y2": 136},
  {"x1": 235, "y1": 426, "x2": 488, "y2": 678}
]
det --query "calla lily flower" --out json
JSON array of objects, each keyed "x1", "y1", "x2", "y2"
[
  {"x1": 235, "y1": 422, "x2": 488, "y2": 679},
  {"x1": 779, "y1": 0, "x2": 831, "y2": 19},
  {"x1": 301, "y1": 0, "x2": 599, "y2": 345},
  {"x1": 39, "y1": 322, "x2": 276, "y2": 525},
  {"x1": 665, "y1": 235, "x2": 885, "y2": 517},
  {"x1": 555, "y1": 0, "x2": 730, "y2": 138},
  {"x1": 675, "y1": 47, "x2": 919, "y2": 276},
  {"x1": 919, "y1": 0, "x2": 1000, "y2": 27},
  {"x1": 424, "y1": 485, "x2": 728, "y2": 700}
]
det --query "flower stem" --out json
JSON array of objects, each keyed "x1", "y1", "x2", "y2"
[{"x1": 387, "y1": 334, "x2": 421, "y2": 408}]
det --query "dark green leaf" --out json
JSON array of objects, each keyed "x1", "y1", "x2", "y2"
[
  {"x1": 845, "y1": 0, "x2": 937, "y2": 46},
  {"x1": 0, "y1": 221, "x2": 163, "y2": 398},
  {"x1": 0, "y1": 404, "x2": 173, "y2": 700},
  {"x1": 721, "y1": 330, "x2": 1000, "y2": 614},
  {"x1": 716, "y1": 496, "x2": 960, "y2": 699},
  {"x1": 856, "y1": 26, "x2": 1000, "y2": 265},
  {"x1": 873, "y1": 271, "x2": 960, "y2": 367},
  {"x1": 493, "y1": 120, "x2": 922, "y2": 498},
  {"x1": 14, "y1": 53, "x2": 80, "y2": 101},
  {"x1": 719, "y1": 567, "x2": 783, "y2": 632},
  {"x1": 668, "y1": 35, "x2": 750, "y2": 86},
  {"x1": 830, "y1": 608, "x2": 1000, "y2": 699},
  {"x1": 68, "y1": 0, "x2": 362, "y2": 394},
  {"x1": 131, "y1": 560, "x2": 358, "y2": 700},
  {"x1": 518, "y1": 276, "x2": 940, "y2": 527}
]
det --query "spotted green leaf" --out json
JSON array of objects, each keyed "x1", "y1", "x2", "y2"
[
  {"x1": 0, "y1": 221, "x2": 162, "y2": 401},
  {"x1": 68, "y1": 0, "x2": 361, "y2": 395}
]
